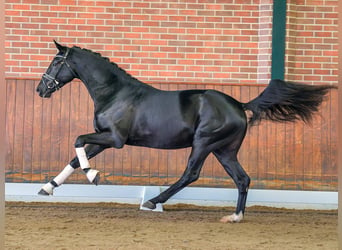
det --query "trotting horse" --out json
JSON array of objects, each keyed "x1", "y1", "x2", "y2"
[{"x1": 36, "y1": 41, "x2": 336, "y2": 222}]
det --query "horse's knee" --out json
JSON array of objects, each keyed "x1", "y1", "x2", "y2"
[{"x1": 69, "y1": 157, "x2": 80, "y2": 168}]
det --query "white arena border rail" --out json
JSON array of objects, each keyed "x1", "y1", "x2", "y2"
[{"x1": 5, "y1": 183, "x2": 337, "y2": 211}]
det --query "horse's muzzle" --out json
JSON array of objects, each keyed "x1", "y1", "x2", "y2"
[{"x1": 36, "y1": 83, "x2": 52, "y2": 98}]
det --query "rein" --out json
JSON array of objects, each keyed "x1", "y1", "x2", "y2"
[{"x1": 42, "y1": 48, "x2": 78, "y2": 90}]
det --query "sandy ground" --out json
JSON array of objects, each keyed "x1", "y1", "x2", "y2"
[{"x1": 5, "y1": 202, "x2": 337, "y2": 250}]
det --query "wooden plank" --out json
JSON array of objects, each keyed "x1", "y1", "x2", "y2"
[
  {"x1": 266, "y1": 121, "x2": 277, "y2": 189},
  {"x1": 311, "y1": 104, "x2": 323, "y2": 190},
  {"x1": 239, "y1": 85, "x2": 250, "y2": 175},
  {"x1": 58, "y1": 84, "x2": 72, "y2": 178},
  {"x1": 320, "y1": 90, "x2": 330, "y2": 185},
  {"x1": 22, "y1": 80, "x2": 35, "y2": 181},
  {"x1": 31, "y1": 80, "x2": 44, "y2": 182},
  {"x1": 284, "y1": 122, "x2": 296, "y2": 189},
  {"x1": 274, "y1": 105, "x2": 286, "y2": 189},
  {"x1": 49, "y1": 80, "x2": 62, "y2": 177},
  {"x1": 5, "y1": 79, "x2": 16, "y2": 182},
  {"x1": 131, "y1": 149, "x2": 144, "y2": 185},
  {"x1": 327, "y1": 90, "x2": 337, "y2": 177},
  {"x1": 39, "y1": 82, "x2": 54, "y2": 182},
  {"x1": 303, "y1": 113, "x2": 314, "y2": 190},
  {"x1": 257, "y1": 112, "x2": 268, "y2": 188},
  {"x1": 247, "y1": 86, "x2": 261, "y2": 188},
  {"x1": 12, "y1": 79, "x2": 26, "y2": 182},
  {"x1": 293, "y1": 120, "x2": 304, "y2": 189},
  {"x1": 321, "y1": 90, "x2": 337, "y2": 190},
  {"x1": 149, "y1": 148, "x2": 160, "y2": 185}
]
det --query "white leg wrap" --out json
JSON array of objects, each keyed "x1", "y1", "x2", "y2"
[
  {"x1": 40, "y1": 164, "x2": 75, "y2": 195},
  {"x1": 76, "y1": 147, "x2": 91, "y2": 170},
  {"x1": 53, "y1": 164, "x2": 75, "y2": 186},
  {"x1": 75, "y1": 147, "x2": 99, "y2": 184},
  {"x1": 86, "y1": 169, "x2": 100, "y2": 183},
  {"x1": 41, "y1": 182, "x2": 54, "y2": 195}
]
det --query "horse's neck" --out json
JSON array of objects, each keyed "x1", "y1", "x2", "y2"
[
  {"x1": 75, "y1": 61, "x2": 150, "y2": 110},
  {"x1": 71, "y1": 50, "x2": 156, "y2": 109}
]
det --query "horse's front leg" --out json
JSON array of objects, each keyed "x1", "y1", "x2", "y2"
[
  {"x1": 74, "y1": 131, "x2": 126, "y2": 183},
  {"x1": 38, "y1": 144, "x2": 106, "y2": 195},
  {"x1": 75, "y1": 147, "x2": 101, "y2": 185}
]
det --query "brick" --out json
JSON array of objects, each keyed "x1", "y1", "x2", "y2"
[
  {"x1": 150, "y1": 40, "x2": 168, "y2": 46},
  {"x1": 96, "y1": 26, "x2": 113, "y2": 32},
  {"x1": 124, "y1": 33, "x2": 141, "y2": 39},
  {"x1": 150, "y1": 65, "x2": 167, "y2": 71},
  {"x1": 151, "y1": 15, "x2": 168, "y2": 21},
  {"x1": 68, "y1": 31, "x2": 86, "y2": 37},
  {"x1": 160, "y1": 47, "x2": 177, "y2": 52},
  {"x1": 168, "y1": 65, "x2": 185, "y2": 71},
  {"x1": 133, "y1": 2, "x2": 150, "y2": 8},
  {"x1": 23, "y1": 0, "x2": 40, "y2": 3},
  {"x1": 59, "y1": 0, "x2": 76, "y2": 5},
  {"x1": 13, "y1": 4, "x2": 30, "y2": 10},
  {"x1": 196, "y1": 47, "x2": 214, "y2": 53}
]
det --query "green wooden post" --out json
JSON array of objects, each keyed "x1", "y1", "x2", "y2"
[{"x1": 271, "y1": 0, "x2": 287, "y2": 80}]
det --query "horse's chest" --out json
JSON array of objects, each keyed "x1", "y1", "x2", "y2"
[{"x1": 94, "y1": 105, "x2": 133, "y2": 133}]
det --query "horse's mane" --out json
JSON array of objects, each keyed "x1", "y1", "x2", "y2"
[{"x1": 72, "y1": 46, "x2": 140, "y2": 82}]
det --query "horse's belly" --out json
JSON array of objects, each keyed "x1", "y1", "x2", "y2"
[{"x1": 127, "y1": 127, "x2": 194, "y2": 149}]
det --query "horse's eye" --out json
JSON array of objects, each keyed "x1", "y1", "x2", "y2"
[{"x1": 53, "y1": 60, "x2": 62, "y2": 66}]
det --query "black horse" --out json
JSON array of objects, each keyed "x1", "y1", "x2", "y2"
[{"x1": 36, "y1": 41, "x2": 335, "y2": 222}]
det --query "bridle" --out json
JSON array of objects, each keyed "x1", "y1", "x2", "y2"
[{"x1": 41, "y1": 48, "x2": 78, "y2": 90}]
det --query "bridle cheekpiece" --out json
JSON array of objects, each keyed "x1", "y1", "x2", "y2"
[{"x1": 42, "y1": 48, "x2": 77, "y2": 90}]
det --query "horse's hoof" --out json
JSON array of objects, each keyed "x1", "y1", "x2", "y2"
[
  {"x1": 38, "y1": 183, "x2": 54, "y2": 195},
  {"x1": 142, "y1": 200, "x2": 156, "y2": 210},
  {"x1": 92, "y1": 172, "x2": 100, "y2": 186},
  {"x1": 38, "y1": 188, "x2": 50, "y2": 196},
  {"x1": 220, "y1": 212, "x2": 243, "y2": 223}
]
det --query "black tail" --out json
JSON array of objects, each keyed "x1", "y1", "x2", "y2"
[{"x1": 243, "y1": 79, "x2": 337, "y2": 126}]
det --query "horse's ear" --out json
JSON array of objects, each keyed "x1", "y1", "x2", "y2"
[{"x1": 53, "y1": 40, "x2": 67, "y2": 52}]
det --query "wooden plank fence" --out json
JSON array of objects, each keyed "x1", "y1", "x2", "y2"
[{"x1": 5, "y1": 78, "x2": 338, "y2": 191}]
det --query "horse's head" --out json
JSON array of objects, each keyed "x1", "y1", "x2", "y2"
[{"x1": 36, "y1": 41, "x2": 78, "y2": 98}]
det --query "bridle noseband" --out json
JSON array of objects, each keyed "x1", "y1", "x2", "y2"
[{"x1": 42, "y1": 48, "x2": 78, "y2": 90}]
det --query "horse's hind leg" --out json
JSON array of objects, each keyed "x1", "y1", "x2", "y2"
[
  {"x1": 213, "y1": 148, "x2": 250, "y2": 223},
  {"x1": 38, "y1": 144, "x2": 106, "y2": 195},
  {"x1": 143, "y1": 146, "x2": 209, "y2": 210}
]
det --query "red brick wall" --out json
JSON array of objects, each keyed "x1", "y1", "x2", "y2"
[
  {"x1": 5, "y1": 0, "x2": 338, "y2": 85},
  {"x1": 286, "y1": 0, "x2": 338, "y2": 85},
  {"x1": 5, "y1": 0, "x2": 274, "y2": 84},
  {"x1": 6, "y1": 0, "x2": 337, "y2": 85}
]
